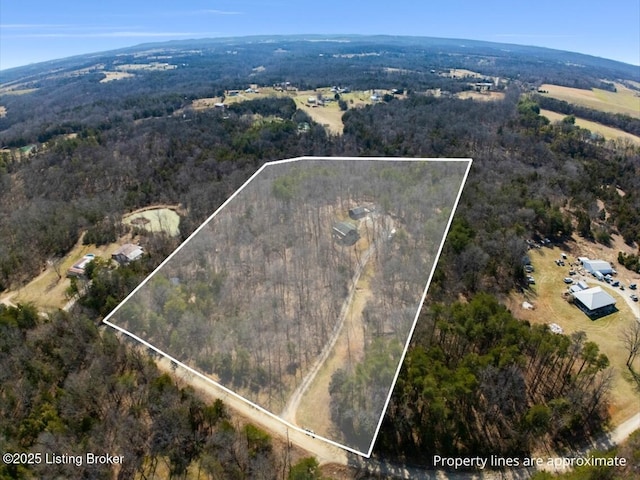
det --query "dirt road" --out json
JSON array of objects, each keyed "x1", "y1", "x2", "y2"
[{"x1": 280, "y1": 241, "x2": 375, "y2": 426}]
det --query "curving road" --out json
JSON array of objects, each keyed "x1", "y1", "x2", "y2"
[{"x1": 280, "y1": 239, "x2": 376, "y2": 425}]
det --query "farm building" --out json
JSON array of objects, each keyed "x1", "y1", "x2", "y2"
[
  {"x1": 112, "y1": 243, "x2": 144, "y2": 265},
  {"x1": 332, "y1": 221, "x2": 360, "y2": 245},
  {"x1": 581, "y1": 258, "x2": 613, "y2": 275},
  {"x1": 572, "y1": 286, "x2": 616, "y2": 319},
  {"x1": 348, "y1": 206, "x2": 370, "y2": 220},
  {"x1": 67, "y1": 254, "x2": 95, "y2": 278}
]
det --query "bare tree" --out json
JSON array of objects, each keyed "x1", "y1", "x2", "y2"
[{"x1": 620, "y1": 320, "x2": 640, "y2": 369}]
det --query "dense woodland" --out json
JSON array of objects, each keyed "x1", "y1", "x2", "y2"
[{"x1": 1, "y1": 36, "x2": 639, "y2": 478}]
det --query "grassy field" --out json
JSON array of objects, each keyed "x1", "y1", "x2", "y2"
[
  {"x1": 539, "y1": 83, "x2": 640, "y2": 118},
  {"x1": 456, "y1": 91, "x2": 505, "y2": 102},
  {"x1": 540, "y1": 108, "x2": 640, "y2": 144},
  {"x1": 99, "y1": 71, "x2": 135, "y2": 83},
  {"x1": 122, "y1": 206, "x2": 181, "y2": 237},
  {"x1": 508, "y1": 245, "x2": 640, "y2": 425}
]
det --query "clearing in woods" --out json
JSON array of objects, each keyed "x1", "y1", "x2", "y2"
[
  {"x1": 508, "y1": 239, "x2": 640, "y2": 427},
  {"x1": 0, "y1": 205, "x2": 181, "y2": 312},
  {"x1": 103, "y1": 156, "x2": 471, "y2": 457},
  {"x1": 539, "y1": 83, "x2": 640, "y2": 118},
  {"x1": 540, "y1": 109, "x2": 640, "y2": 144}
]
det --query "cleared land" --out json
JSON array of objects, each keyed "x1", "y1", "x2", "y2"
[
  {"x1": 539, "y1": 83, "x2": 640, "y2": 118},
  {"x1": 456, "y1": 91, "x2": 505, "y2": 102},
  {"x1": 99, "y1": 71, "x2": 135, "y2": 83},
  {"x1": 508, "y1": 242, "x2": 640, "y2": 426},
  {"x1": 540, "y1": 108, "x2": 640, "y2": 144},
  {"x1": 0, "y1": 205, "x2": 180, "y2": 312},
  {"x1": 0, "y1": 234, "x2": 122, "y2": 311},
  {"x1": 122, "y1": 206, "x2": 181, "y2": 237},
  {"x1": 115, "y1": 62, "x2": 177, "y2": 71},
  {"x1": 188, "y1": 87, "x2": 401, "y2": 135}
]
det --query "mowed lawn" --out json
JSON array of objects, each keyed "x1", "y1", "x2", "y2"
[
  {"x1": 511, "y1": 246, "x2": 640, "y2": 425},
  {"x1": 539, "y1": 83, "x2": 640, "y2": 118},
  {"x1": 540, "y1": 109, "x2": 640, "y2": 145}
]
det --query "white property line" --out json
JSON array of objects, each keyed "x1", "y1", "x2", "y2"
[{"x1": 102, "y1": 156, "x2": 473, "y2": 458}]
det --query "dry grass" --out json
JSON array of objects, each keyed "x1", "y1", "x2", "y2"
[
  {"x1": 456, "y1": 91, "x2": 505, "y2": 102},
  {"x1": 0, "y1": 88, "x2": 38, "y2": 96},
  {"x1": 99, "y1": 71, "x2": 135, "y2": 83},
  {"x1": 540, "y1": 109, "x2": 640, "y2": 145},
  {"x1": 507, "y1": 245, "x2": 640, "y2": 425},
  {"x1": 444, "y1": 68, "x2": 484, "y2": 79},
  {"x1": 5, "y1": 235, "x2": 124, "y2": 311},
  {"x1": 122, "y1": 206, "x2": 180, "y2": 237},
  {"x1": 539, "y1": 83, "x2": 640, "y2": 118},
  {"x1": 296, "y1": 262, "x2": 372, "y2": 436}
]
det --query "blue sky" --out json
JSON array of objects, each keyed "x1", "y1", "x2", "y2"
[{"x1": 1, "y1": 0, "x2": 639, "y2": 71}]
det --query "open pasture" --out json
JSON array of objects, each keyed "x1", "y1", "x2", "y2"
[{"x1": 539, "y1": 83, "x2": 640, "y2": 118}]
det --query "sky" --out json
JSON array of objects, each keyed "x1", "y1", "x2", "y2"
[{"x1": 1, "y1": 0, "x2": 639, "y2": 71}]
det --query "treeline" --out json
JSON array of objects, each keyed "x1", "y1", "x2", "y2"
[
  {"x1": 0, "y1": 303, "x2": 322, "y2": 480},
  {"x1": 535, "y1": 94, "x2": 640, "y2": 137},
  {"x1": 376, "y1": 294, "x2": 612, "y2": 465}
]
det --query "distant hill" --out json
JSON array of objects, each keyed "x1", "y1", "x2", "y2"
[{"x1": 1, "y1": 34, "x2": 638, "y2": 84}]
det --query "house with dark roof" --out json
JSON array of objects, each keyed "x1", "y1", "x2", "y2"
[
  {"x1": 348, "y1": 206, "x2": 370, "y2": 220},
  {"x1": 332, "y1": 221, "x2": 360, "y2": 245},
  {"x1": 572, "y1": 286, "x2": 616, "y2": 319}
]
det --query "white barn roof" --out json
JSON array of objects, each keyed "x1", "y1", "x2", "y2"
[
  {"x1": 573, "y1": 286, "x2": 615, "y2": 311},
  {"x1": 582, "y1": 259, "x2": 612, "y2": 274}
]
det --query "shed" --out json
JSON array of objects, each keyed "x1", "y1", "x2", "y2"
[
  {"x1": 112, "y1": 243, "x2": 144, "y2": 265},
  {"x1": 582, "y1": 259, "x2": 613, "y2": 275},
  {"x1": 348, "y1": 206, "x2": 370, "y2": 220},
  {"x1": 572, "y1": 286, "x2": 616, "y2": 319},
  {"x1": 332, "y1": 221, "x2": 360, "y2": 245}
]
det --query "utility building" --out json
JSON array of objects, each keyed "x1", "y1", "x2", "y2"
[
  {"x1": 332, "y1": 221, "x2": 360, "y2": 245},
  {"x1": 572, "y1": 286, "x2": 616, "y2": 319},
  {"x1": 581, "y1": 259, "x2": 613, "y2": 275}
]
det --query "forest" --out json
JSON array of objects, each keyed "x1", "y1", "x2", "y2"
[
  {"x1": 106, "y1": 159, "x2": 468, "y2": 454},
  {"x1": 1, "y1": 36, "x2": 639, "y2": 478}
]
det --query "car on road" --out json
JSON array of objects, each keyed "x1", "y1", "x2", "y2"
[
  {"x1": 563, "y1": 277, "x2": 573, "y2": 284},
  {"x1": 631, "y1": 294, "x2": 639, "y2": 302}
]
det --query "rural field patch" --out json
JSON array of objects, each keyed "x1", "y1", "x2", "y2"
[
  {"x1": 540, "y1": 109, "x2": 640, "y2": 144},
  {"x1": 104, "y1": 156, "x2": 471, "y2": 456},
  {"x1": 539, "y1": 83, "x2": 640, "y2": 118}
]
